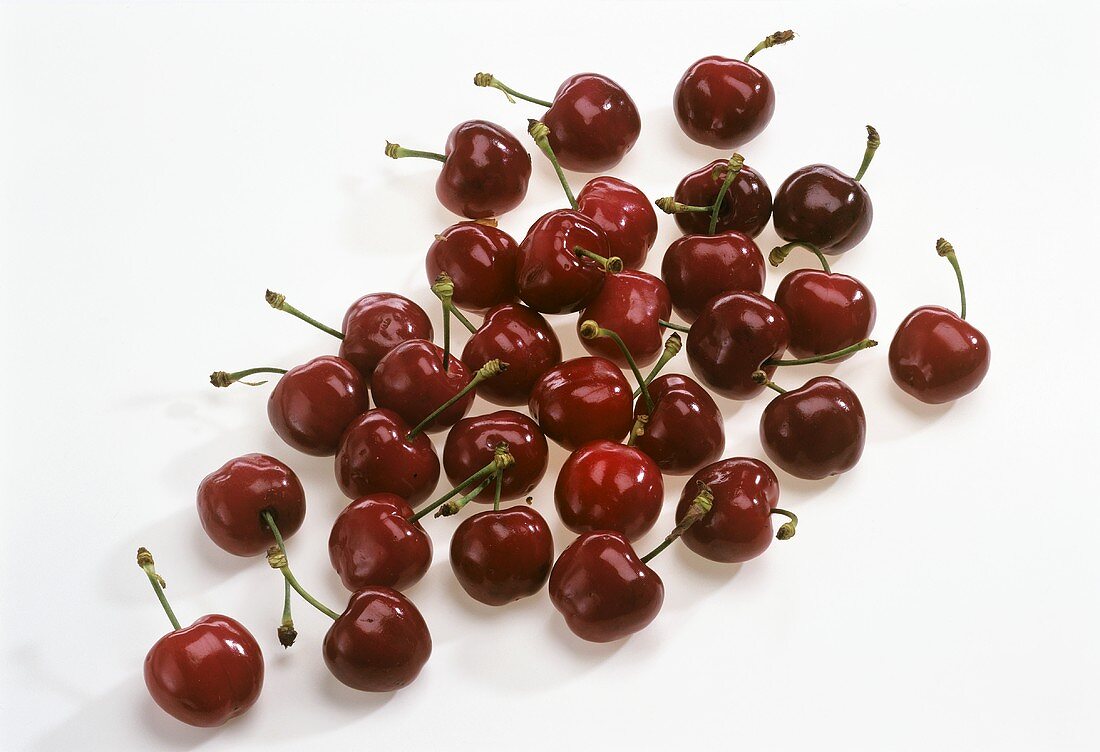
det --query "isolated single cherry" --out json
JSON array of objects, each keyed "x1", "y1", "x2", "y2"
[
  {"x1": 529, "y1": 356, "x2": 634, "y2": 450},
  {"x1": 633, "y1": 373, "x2": 725, "y2": 475},
  {"x1": 461, "y1": 303, "x2": 562, "y2": 405},
  {"x1": 450, "y1": 506, "x2": 555, "y2": 606},
  {"x1": 661, "y1": 230, "x2": 766, "y2": 323},
  {"x1": 673, "y1": 31, "x2": 795, "y2": 148},
  {"x1": 516, "y1": 208, "x2": 618, "y2": 314},
  {"x1": 338, "y1": 293, "x2": 433, "y2": 379},
  {"x1": 661, "y1": 156, "x2": 772, "y2": 237},
  {"x1": 425, "y1": 220, "x2": 519, "y2": 313},
  {"x1": 577, "y1": 270, "x2": 672, "y2": 367},
  {"x1": 385, "y1": 120, "x2": 531, "y2": 219},
  {"x1": 328, "y1": 494, "x2": 432, "y2": 592},
  {"x1": 443, "y1": 410, "x2": 549, "y2": 502},
  {"x1": 335, "y1": 408, "x2": 440, "y2": 504},
  {"x1": 575, "y1": 177, "x2": 658, "y2": 269},
  {"x1": 372, "y1": 340, "x2": 474, "y2": 433},
  {"x1": 197, "y1": 454, "x2": 306, "y2": 557},
  {"x1": 555, "y1": 438, "x2": 664, "y2": 540},
  {"x1": 889, "y1": 239, "x2": 991, "y2": 403}
]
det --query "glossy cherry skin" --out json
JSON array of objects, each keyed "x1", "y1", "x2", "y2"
[
  {"x1": 450, "y1": 506, "x2": 554, "y2": 606},
  {"x1": 889, "y1": 306, "x2": 991, "y2": 404},
  {"x1": 323, "y1": 587, "x2": 431, "y2": 692},
  {"x1": 425, "y1": 221, "x2": 519, "y2": 313},
  {"x1": 774, "y1": 268, "x2": 876, "y2": 361},
  {"x1": 529, "y1": 357, "x2": 634, "y2": 450},
  {"x1": 575, "y1": 176, "x2": 657, "y2": 269},
  {"x1": 633, "y1": 374, "x2": 724, "y2": 475},
  {"x1": 335, "y1": 408, "x2": 440, "y2": 505},
  {"x1": 462, "y1": 303, "x2": 562, "y2": 406},
  {"x1": 372, "y1": 340, "x2": 473, "y2": 434},
  {"x1": 677, "y1": 457, "x2": 780, "y2": 563},
  {"x1": 435, "y1": 120, "x2": 531, "y2": 219},
  {"x1": 197, "y1": 454, "x2": 305, "y2": 557},
  {"x1": 760, "y1": 376, "x2": 866, "y2": 480},
  {"x1": 686, "y1": 291, "x2": 790, "y2": 400},
  {"x1": 773, "y1": 165, "x2": 872, "y2": 254},
  {"x1": 674, "y1": 56, "x2": 775, "y2": 149},
  {"x1": 542, "y1": 73, "x2": 641, "y2": 173},
  {"x1": 144, "y1": 615, "x2": 264, "y2": 727},
  {"x1": 267, "y1": 356, "x2": 369, "y2": 456},
  {"x1": 672, "y1": 160, "x2": 772, "y2": 237},
  {"x1": 577, "y1": 270, "x2": 672, "y2": 367},
  {"x1": 516, "y1": 209, "x2": 611, "y2": 314},
  {"x1": 549, "y1": 531, "x2": 664, "y2": 643},
  {"x1": 328, "y1": 494, "x2": 432, "y2": 592},
  {"x1": 443, "y1": 410, "x2": 549, "y2": 503},
  {"x1": 340, "y1": 293, "x2": 433, "y2": 379},
  {"x1": 662, "y1": 231, "x2": 766, "y2": 323},
  {"x1": 555, "y1": 440, "x2": 664, "y2": 541}
]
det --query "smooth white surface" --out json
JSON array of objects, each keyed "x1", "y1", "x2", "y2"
[{"x1": 2, "y1": 1, "x2": 1098, "y2": 749}]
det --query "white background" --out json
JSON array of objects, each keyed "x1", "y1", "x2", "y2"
[{"x1": 2, "y1": 1, "x2": 1098, "y2": 749}]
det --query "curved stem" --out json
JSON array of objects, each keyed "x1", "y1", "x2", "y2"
[
  {"x1": 266, "y1": 290, "x2": 344, "y2": 340},
  {"x1": 263, "y1": 512, "x2": 338, "y2": 621},
  {"x1": 528, "y1": 119, "x2": 577, "y2": 209},
  {"x1": 277, "y1": 578, "x2": 297, "y2": 648},
  {"x1": 641, "y1": 483, "x2": 715, "y2": 563},
  {"x1": 854, "y1": 125, "x2": 881, "y2": 182},
  {"x1": 473, "y1": 73, "x2": 554, "y2": 107},
  {"x1": 384, "y1": 141, "x2": 446, "y2": 163},
  {"x1": 209, "y1": 367, "x2": 288, "y2": 388},
  {"x1": 751, "y1": 370, "x2": 787, "y2": 394},
  {"x1": 136, "y1": 548, "x2": 181, "y2": 631},
  {"x1": 766, "y1": 339, "x2": 877, "y2": 366},
  {"x1": 769, "y1": 241, "x2": 831, "y2": 274},
  {"x1": 936, "y1": 238, "x2": 967, "y2": 320},
  {"x1": 658, "y1": 319, "x2": 691, "y2": 333},
  {"x1": 772, "y1": 508, "x2": 798, "y2": 540},
  {"x1": 635, "y1": 333, "x2": 682, "y2": 396},
  {"x1": 708, "y1": 154, "x2": 744, "y2": 235},
  {"x1": 409, "y1": 444, "x2": 514, "y2": 522},
  {"x1": 579, "y1": 320, "x2": 654, "y2": 413},
  {"x1": 406, "y1": 359, "x2": 507, "y2": 439},
  {"x1": 626, "y1": 414, "x2": 648, "y2": 447},
  {"x1": 744, "y1": 29, "x2": 796, "y2": 63},
  {"x1": 574, "y1": 246, "x2": 623, "y2": 273}
]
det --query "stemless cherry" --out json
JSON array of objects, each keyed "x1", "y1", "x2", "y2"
[
  {"x1": 577, "y1": 270, "x2": 672, "y2": 367},
  {"x1": 443, "y1": 410, "x2": 549, "y2": 502},
  {"x1": 385, "y1": 120, "x2": 531, "y2": 219},
  {"x1": 659, "y1": 155, "x2": 772, "y2": 237},
  {"x1": 633, "y1": 373, "x2": 725, "y2": 475},
  {"x1": 425, "y1": 220, "x2": 519, "y2": 313},
  {"x1": 662, "y1": 230, "x2": 766, "y2": 323},
  {"x1": 555, "y1": 438, "x2": 664, "y2": 540},
  {"x1": 328, "y1": 494, "x2": 432, "y2": 591},
  {"x1": 197, "y1": 454, "x2": 305, "y2": 557},
  {"x1": 461, "y1": 303, "x2": 562, "y2": 405},
  {"x1": 529, "y1": 356, "x2": 634, "y2": 450},
  {"x1": 516, "y1": 208, "x2": 618, "y2": 314},
  {"x1": 372, "y1": 340, "x2": 473, "y2": 433},
  {"x1": 450, "y1": 506, "x2": 555, "y2": 606},
  {"x1": 889, "y1": 239, "x2": 991, "y2": 403},
  {"x1": 335, "y1": 408, "x2": 440, "y2": 504},
  {"x1": 673, "y1": 30, "x2": 794, "y2": 148},
  {"x1": 575, "y1": 176, "x2": 658, "y2": 269}
]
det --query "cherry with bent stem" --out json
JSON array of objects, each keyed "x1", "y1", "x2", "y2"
[{"x1": 657, "y1": 153, "x2": 745, "y2": 236}]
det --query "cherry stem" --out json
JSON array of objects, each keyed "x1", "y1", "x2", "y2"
[
  {"x1": 641, "y1": 483, "x2": 715, "y2": 563},
  {"x1": 431, "y1": 272, "x2": 478, "y2": 335},
  {"x1": 278, "y1": 578, "x2": 297, "y2": 648},
  {"x1": 263, "y1": 512, "x2": 339, "y2": 621},
  {"x1": 435, "y1": 474, "x2": 495, "y2": 518},
  {"x1": 473, "y1": 73, "x2": 554, "y2": 108},
  {"x1": 936, "y1": 238, "x2": 967, "y2": 320},
  {"x1": 410, "y1": 444, "x2": 514, "y2": 522},
  {"x1": 769, "y1": 241, "x2": 831, "y2": 274},
  {"x1": 492, "y1": 471, "x2": 503, "y2": 512},
  {"x1": 658, "y1": 319, "x2": 691, "y2": 333},
  {"x1": 772, "y1": 508, "x2": 798, "y2": 540},
  {"x1": 579, "y1": 320, "x2": 654, "y2": 413},
  {"x1": 766, "y1": 339, "x2": 878, "y2": 366},
  {"x1": 708, "y1": 153, "x2": 744, "y2": 235},
  {"x1": 751, "y1": 370, "x2": 787, "y2": 394},
  {"x1": 406, "y1": 359, "x2": 507, "y2": 439},
  {"x1": 528, "y1": 119, "x2": 577, "y2": 209},
  {"x1": 655, "y1": 197, "x2": 712, "y2": 215},
  {"x1": 136, "y1": 547, "x2": 182, "y2": 631},
  {"x1": 266, "y1": 290, "x2": 344, "y2": 340},
  {"x1": 209, "y1": 367, "x2": 288, "y2": 388},
  {"x1": 626, "y1": 414, "x2": 648, "y2": 447},
  {"x1": 854, "y1": 125, "x2": 881, "y2": 182},
  {"x1": 744, "y1": 29, "x2": 796, "y2": 63},
  {"x1": 635, "y1": 333, "x2": 682, "y2": 397},
  {"x1": 574, "y1": 246, "x2": 623, "y2": 273},
  {"x1": 384, "y1": 141, "x2": 446, "y2": 163}
]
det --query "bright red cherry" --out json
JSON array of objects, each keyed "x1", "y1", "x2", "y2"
[
  {"x1": 661, "y1": 230, "x2": 766, "y2": 323},
  {"x1": 889, "y1": 239, "x2": 991, "y2": 403},
  {"x1": 575, "y1": 177, "x2": 658, "y2": 269},
  {"x1": 372, "y1": 340, "x2": 473, "y2": 434},
  {"x1": 339, "y1": 293, "x2": 433, "y2": 379},
  {"x1": 425, "y1": 220, "x2": 519, "y2": 313},
  {"x1": 385, "y1": 120, "x2": 531, "y2": 219},
  {"x1": 529, "y1": 357, "x2": 634, "y2": 450},
  {"x1": 633, "y1": 373, "x2": 725, "y2": 475},
  {"x1": 328, "y1": 494, "x2": 432, "y2": 592},
  {"x1": 555, "y1": 439, "x2": 664, "y2": 540},
  {"x1": 461, "y1": 303, "x2": 562, "y2": 406},
  {"x1": 335, "y1": 408, "x2": 440, "y2": 504},
  {"x1": 673, "y1": 31, "x2": 794, "y2": 148},
  {"x1": 450, "y1": 506, "x2": 555, "y2": 606},
  {"x1": 662, "y1": 157, "x2": 772, "y2": 237},
  {"x1": 197, "y1": 454, "x2": 305, "y2": 557},
  {"x1": 577, "y1": 270, "x2": 672, "y2": 367},
  {"x1": 516, "y1": 209, "x2": 618, "y2": 314},
  {"x1": 443, "y1": 410, "x2": 549, "y2": 503}
]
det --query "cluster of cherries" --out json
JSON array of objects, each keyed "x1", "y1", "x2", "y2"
[{"x1": 137, "y1": 31, "x2": 991, "y2": 728}]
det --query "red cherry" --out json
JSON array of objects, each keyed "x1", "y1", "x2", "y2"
[
  {"x1": 575, "y1": 177, "x2": 658, "y2": 269},
  {"x1": 335, "y1": 408, "x2": 440, "y2": 504},
  {"x1": 263, "y1": 356, "x2": 369, "y2": 456},
  {"x1": 340, "y1": 293, "x2": 433, "y2": 379},
  {"x1": 450, "y1": 506, "x2": 555, "y2": 606},
  {"x1": 662, "y1": 231, "x2": 766, "y2": 323},
  {"x1": 443, "y1": 410, "x2": 549, "y2": 503},
  {"x1": 323, "y1": 587, "x2": 432, "y2": 692},
  {"x1": 529, "y1": 357, "x2": 634, "y2": 450},
  {"x1": 425, "y1": 221, "x2": 519, "y2": 313},
  {"x1": 516, "y1": 209, "x2": 617, "y2": 314},
  {"x1": 633, "y1": 374, "x2": 725, "y2": 475},
  {"x1": 461, "y1": 303, "x2": 562, "y2": 406},
  {"x1": 577, "y1": 270, "x2": 672, "y2": 367},
  {"x1": 372, "y1": 340, "x2": 473, "y2": 434},
  {"x1": 328, "y1": 494, "x2": 432, "y2": 592},
  {"x1": 196, "y1": 454, "x2": 305, "y2": 557},
  {"x1": 667, "y1": 158, "x2": 772, "y2": 237},
  {"x1": 554, "y1": 439, "x2": 664, "y2": 540}
]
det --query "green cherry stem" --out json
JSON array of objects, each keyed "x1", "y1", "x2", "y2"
[
  {"x1": 658, "y1": 319, "x2": 691, "y2": 333},
  {"x1": 574, "y1": 246, "x2": 624, "y2": 273},
  {"x1": 936, "y1": 237, "x2": 967, "y2": 320},
  {"x1": 635, "y1": 333, "x2": 682, "y2": 397},
  {"x1": 209, "y1": 367, "x2": 288, "y2": 388},
  {"x1": 528, "y1": 119, "x2": 577, "y2": 209},
  {"x1": 655, "y1": 197, "x2": 712, "y2": 214},
  {"x1": 579, "y1": 320, "x2": 654, "y2": 413},
  {"x1": 765, "y1": 338, "x2": 878, "y2": 366},
  {"x1": 473, "y1": 72, "x2": 554, "y2": 107},
  {"x1": 769, "y1": 241, "x2": 831, "y2": 274},
  {"x1": 626, "y1": 414, "x2": 648, "y2": 447},
  {"x1": 492, "y1": 471, "x2": 503, "y2": 512},
  {"x1": 708, "y1": 153, "x2": 744, "y2": 235},
  {"x1": 772, "y1": 508, "x2": 798, "y2": 540},
  {"x1": 277, "y1": 579, "x2": 297, "y2": 648},
  {"x1": 384, "y1": 141, "x2": 446, "y2": 163},
  {"x1": 744, "y1": 29, "x2": 796, "y2": 63},
  {"x1": 854, "y1": 125, "x2": 881, "y2": 182},
  {"x1": 266, "y1": 290, "x2": 344, "y2": 340},
  {"x1": 751, "y1": 370, "x2": 787, "y2": 394},
  {"x1": 641, "y1": 483, "x2": 715, "y2": 563},
  {"x1": 405, "y1": 359, "x2": 508, "y2": 439},
  {"x1": 136, "y1": 547, "x2": 181, "y2": 631},
  {"x1": 265, "y1": 545, "x2": 339, "y2": 621},
  {"x1": 410, "y1": 443, "x2": 514, "y2": 522},
  {"x1": 432, "y1": 272, "x2": 478, "y2": 335},
  {"x1": 435, "y1": 474, "x2": 495, "y2": 518}
]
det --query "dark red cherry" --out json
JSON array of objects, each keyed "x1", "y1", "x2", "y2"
[
  {"x1": 686, "y1": 291, "x2": 789, "y2": 400},
  {"x1": 677, "y1": 457, "x2": 781, "y2": 563},
  {"x1": 335, "y1": 408, "x2": 440, "y2": 505},
  {"x1": 443, "y1": 410, "x2": 549, "y2": 503},
  {"x1": 340, "y1": 293, "x2": 433, "y2": 379},
  {"x1": 372, "y1": 340, "x2": 473, "y2": 434},
  {"x1": 554, "y1": 440, "x2": 663, "y2": 540},
  {"x1": 575, "y1": 176, "x2": 658, "y2": 268},
  {"x1": 529, "y1": 357, "x2": 634, "y2": 450},
  {"x1": 633, "y1": 374, "x2": 724, "y2": 475},
  {"x1": 197, "y1": 454, "x2": 305, "y2": 557},
  {"x1": 548, "y1": 531, "x2": 664, "y2": 643},
  {"x1": 450, "y1": 506, "x2": 554, "y2": 606},
  {"x1": 425, "y1": 221, "x2": 519, "y2": 313},
  {"x1": 662, "y1": 231, "x2": 765, "y2": 323},
  {"x1": 461, "y1": 303, "x2": 562, "y2": 406},
  {"x1": 323, "y1": 587, "x2": 432, "y2": 692},
  {"x1": 540, "y1": 73, "x2": 641, "y2": 172},
  {"x1": 328, "y1": 494, "x2": 432, "y2": 592},
  {"x1": 264, "y1": 356, "x2": 369, "y2": 456},
  {"x1": 671, "y1": 159, "x2": 772, "y2": 237},
  {"x1": 577, "y1": 270, "x2": 671, "y2": 367},
  {"x1": 516, "y1": 209, "x2": 615, "y2": 314}
]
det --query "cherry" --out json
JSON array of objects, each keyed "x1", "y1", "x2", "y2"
[
  {"x1": 196, "y1": 454, "x2": 305, "y2": 557},
  {"x1": 529, "y1": 356, "x2": 634, "y2": 450},
  {"x1": 425, "y1": 219, "x2": 519, "y2": 313},
  {"x1": 575, "y1": 176, "x2": 658, "y2": 269},
  {"x1": 443, "y1": 410, "x2": 549, "y2": 503},
  {"x1": 676, "y1": 459, "x2": 796, "y2": 563},
  {"x1": 385, "y1": 120, "x2": 531, "y2": 219},
  {"x1": 137, "y1": 549, "x2": 264, "y2": 727},
  {"x1": 658, "y1": 154, "x2": 772, "y2": 237},
  {"x1": 328, "y1": 493, "x2": 432, "y2": 592},
  {"x1": 773, "y1": 125, "x2": 880, "y2": 255},
  {"x1": 461, "y1": 303, "x2": 562, "y2": 406},
  {"x1": 476, "y1": 72, "x2": 640, "y2": 172},
  {"x1": 372, "y1": 340, "x2": 474, "y2": 433},
  {"x1": 516, "y1": 208, "x2": 618, "y2": 314},
  {"x1": 889, "y1": 239, "x2": 991, "y2": 403},
  {"x1": 335, "y1": 408, "x2": 440, "y2": 504},
  {"x1": 754, "y1": 372, "x2": 867, "y2": 479},
  {"x1": 577, "y1": 270, "x2": 672, "y2": 367},
  {"x1": 673, "y1": 30, "x2": 794, "y2": 148},
  {"x1": 451, "y1": 506, "x2": 555, "y2": 606},
  {"x1": 633, "y1": 373, "x2": 725, "y2": 475},
  {"x1": 661, "y1": 230, "x2": 766, "y2": 323}
]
